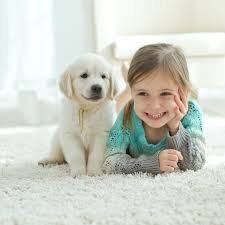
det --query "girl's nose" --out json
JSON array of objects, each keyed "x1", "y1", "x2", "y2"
[{"x1": 148, "y1": 97, "x2": 161, "y2": 109}]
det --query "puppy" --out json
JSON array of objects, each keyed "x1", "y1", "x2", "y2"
[{"x1": 38, "y1": 53, "x2": 120, "y2": 176}]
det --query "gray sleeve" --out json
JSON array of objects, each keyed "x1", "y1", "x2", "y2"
[
  {"x1": 167, "y1": 122, "x2": 206, "y2": 171},
  {"x1": 102, "y1": 153, "x2": 161, "y2": 175}
]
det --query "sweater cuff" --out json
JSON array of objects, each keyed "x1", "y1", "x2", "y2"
[
  {"x1": 167, "y1": 122, "x2": 190, "y2": 151},
  {"x1": 139, "y1": 153, "x2": 161, "y2": 174}
]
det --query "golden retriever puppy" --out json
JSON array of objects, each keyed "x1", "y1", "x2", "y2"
[{"x1": 38, "y1": 53, "x2": 120, "y2": 177}]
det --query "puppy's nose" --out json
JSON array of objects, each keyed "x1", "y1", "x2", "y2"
[{"x1": 91, "y1": 85, "x2": 102, "y2": 94}]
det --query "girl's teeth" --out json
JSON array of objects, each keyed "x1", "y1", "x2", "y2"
[{"x1": 148, "y1": 113, "x2": 163, "y2": 119}]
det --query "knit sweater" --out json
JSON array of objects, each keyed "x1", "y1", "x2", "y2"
[{"x1": 102, "y1": 100, "x2": 206, "y2": 174}]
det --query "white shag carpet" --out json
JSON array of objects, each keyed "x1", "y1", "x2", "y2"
[{"x1": 1, "y1": 115, "x2": 225, "y2": 225}]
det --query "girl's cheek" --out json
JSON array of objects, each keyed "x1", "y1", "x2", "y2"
[{"x1": 162, "y1": 97, "x2": 177, "y2": 110}]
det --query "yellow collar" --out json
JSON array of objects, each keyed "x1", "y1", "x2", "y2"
[{"x1": 78, "y1": 108, "x2": 85, "y2": 132}]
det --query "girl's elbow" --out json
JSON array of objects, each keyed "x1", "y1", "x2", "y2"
[
  {"x1": 189, "y1": 144, "x2": 207, "y2": 171},
  {"x1": 186, "y1": 155, "x2": 206, "y2": 171},
  {"x1": 192, "y1": 155, "x2": 206, "y2": 171},
  {"x1": 178, "y1": 153, "x2": 206, "y2": 171},
  {"x1": 102, "y1": 157, "x2": 116, "y2": 174}
]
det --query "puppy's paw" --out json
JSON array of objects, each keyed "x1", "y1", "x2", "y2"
[
  {"x1": 70, "y1": 166, "x2": 86, "y2": 178},
  {"x1": 38, "y1": 158, "x2": 57, "y2": 166},
  {"x1": 87, "y1": 168, "x2": 103, "y2": 176}
]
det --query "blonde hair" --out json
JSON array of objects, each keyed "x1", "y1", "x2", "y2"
[{"x1": 123, "y1": 43, "x2": 197, "y2": 128}]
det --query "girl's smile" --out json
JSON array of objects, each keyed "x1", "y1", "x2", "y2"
[
  {"x1": 144, "y1": 111, "x2": 167, "y2": 120},
  {"x1": 142, "y1": 110, "x2": 169, "y2": 128}
]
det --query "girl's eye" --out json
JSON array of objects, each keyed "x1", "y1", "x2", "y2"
[
  {"x1": 160, "y1": 92, "x2": 172, "y2": 96},
  {"x1": 101, "y1": 74, "x2": 106, "y2": 79},
  {"x1": 138, "y1": 92, "x2": 148, "y2": 96},
  {"x1": 80, "y1": 73, "x2": 88, "y2": 79}
]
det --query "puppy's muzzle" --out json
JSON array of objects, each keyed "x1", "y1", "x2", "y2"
[{"x1": 83, "y1": 84, "x2": 103, "y2": 102}]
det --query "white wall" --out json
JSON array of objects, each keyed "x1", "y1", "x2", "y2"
[
  {"x1": 0, "y1": 1, "x2": 8, "y2": 90},
  {"x1": 193, "y1": 0, "x2": 225, "y2": 32},
  {"x1": 52, "y1": 0, "x2": 95, "y2": 74},
  {"x1": 115, "y1": 0, "x2": 194, "y2": 35},
  {"x1": 114, "y1": 0, "x2": 225, "y2": 35}
]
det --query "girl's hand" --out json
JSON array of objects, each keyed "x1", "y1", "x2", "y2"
[
  {"x1": 159, "y1": 149, "x2": 183, "y2": 172},
  {"x1": 167, "y1": 89, "x2": 188, "y2": 135}
]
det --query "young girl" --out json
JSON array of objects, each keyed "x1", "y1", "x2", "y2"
[{"x1": 102, "y1": 43, "x2": 206, "y2": 174}]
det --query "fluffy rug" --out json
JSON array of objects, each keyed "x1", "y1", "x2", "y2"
[{"x1": 0, "y1": 115, "x2": 225, "y2": 225}]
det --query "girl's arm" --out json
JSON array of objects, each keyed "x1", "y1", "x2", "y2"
[
  {"x1": 167, "y1": 101, "x2": 206, "y2": 171},
  {"x1": 103, "y1": 152, "x2": 160, "y2": 174}
]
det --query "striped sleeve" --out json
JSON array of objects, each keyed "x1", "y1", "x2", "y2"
[{"x1": 102, "y1": 153, "x2": 161, "y2": 175}]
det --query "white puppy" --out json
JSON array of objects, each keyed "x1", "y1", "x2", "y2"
[{"x1": 38, "y1": 53, "x2": 120, "y2": 177}]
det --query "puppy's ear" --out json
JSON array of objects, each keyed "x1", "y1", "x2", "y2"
[
  {"x1": 59, "y1": 68, "x2": 73, "y2": 99},
  {"x1": 109, "y1": 67, "x2": 122, "y2": 100}
]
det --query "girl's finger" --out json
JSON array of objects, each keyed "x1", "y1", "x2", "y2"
[
  {"x1": 179, "y1": 89, "x2": 188, "y2": 109},
  {"x1": 167, "y1": 149, "x2": 179, "y2": 154},
  {"x1": 167, "y1": 154, "x2": 179, "y2": 162},
  {"x1": 167, "y1": 149, "x2": 183, "y2": 160},
  {"x1": 163, "y1": 166, "x2": 175, "y2": 172},
  {"x1": 173, "y1": 106, "x2": 183, "y2": 121},
  {"x1": 174, "y1": 95, "x2": 186, "y2": 114},
  {"x1": 166, "y1": 160, "x2": 178, "y2": 168},
  {"x1": 176, "y1": 151, "x2": 183, "y2": 161}
]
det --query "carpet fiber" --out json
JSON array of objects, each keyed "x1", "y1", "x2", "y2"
[{"x1": 1, "y1": 116, "x2": 225, "y2": 225}]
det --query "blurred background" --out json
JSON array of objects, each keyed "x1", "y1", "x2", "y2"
[{"x1": 0, "y1": 0, "x2": 225, "y2": 127}]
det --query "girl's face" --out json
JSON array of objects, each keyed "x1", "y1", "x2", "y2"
[{"x1": 131, "y1": 70, "x2": 180, "y2": 129}]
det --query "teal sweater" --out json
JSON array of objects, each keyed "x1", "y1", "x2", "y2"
[{"x1": 102, "y1": 100, "x2": 206, "y2": 174}]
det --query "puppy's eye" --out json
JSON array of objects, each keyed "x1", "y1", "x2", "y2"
[
  {"x1": 101, "y1": 74, "x2": 106, "y2": 79},
  {"x1": 80, "y1": 73, "x2": 88, "y2": 79}
]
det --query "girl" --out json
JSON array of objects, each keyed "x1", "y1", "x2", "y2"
[{"x1": 102, "y1": 43, "x2": 206, "y2": 174}]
